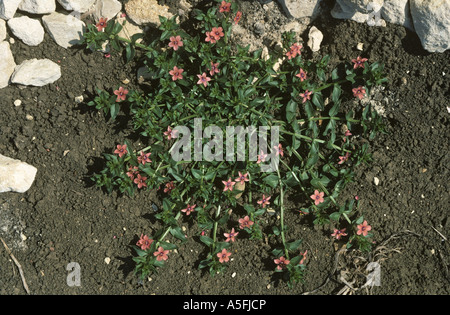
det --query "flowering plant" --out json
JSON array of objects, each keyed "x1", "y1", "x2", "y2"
[{"x1": 83, "y1": 0, "x2": 386, "y2": 287}]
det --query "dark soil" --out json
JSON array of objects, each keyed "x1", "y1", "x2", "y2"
[{"x1": 0, "y1": 0, "x2": 449, "y2": 295}]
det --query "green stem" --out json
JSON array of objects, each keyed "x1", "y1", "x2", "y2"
[
  {"x1": 276, "y1": 166, "x2": 289, "y2": 259},
  {"x1": 212, "y1": 205, "x2": 222, "y2": 253}
]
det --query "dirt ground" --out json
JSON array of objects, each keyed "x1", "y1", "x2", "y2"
[{"x1": 0, "y1": 0, "x2": 448, "y2": 295}]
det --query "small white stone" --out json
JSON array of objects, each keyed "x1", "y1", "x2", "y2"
[
  {"x1": 25, "y1": 114, "x2": 33, "y2": 121},
  {"x1": 231, "y1": 272, "x2": 236, "y2": 278},
  {"x1": 104, "y1": 257, "x2": 111, "y2": 264},
  {"x1": 307, "y1": 26, "x2": 323, "y2": 52},
  {"x1": 374, "y1": 177, "x2": 380, "y2": 186},
  {"x1": 14, "y1": 99, "x2": 22, "y2": 106},
  {"x1": 356, "y1": 42, "x2": 364, "y2": 51},
  {"x1": 74, "y1": 95, "x2": 84, "y2": 103}
]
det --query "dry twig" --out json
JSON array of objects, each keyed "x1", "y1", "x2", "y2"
[{"x1": 0, "y1": 237, "x2": 30, "y2": 294}]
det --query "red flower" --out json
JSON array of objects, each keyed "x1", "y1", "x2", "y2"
[
  {"x1": 96, "y1": 17, "x2": 108, "y2": 32},
  {"x1": 209, "y1": 61, "x2": 220, "y2": 76},
  {"x1": 163, "y1": 126, "x2": 178, "y2": 140},
  {"x1": 257, "y1": 150, "x2": 267, "y2": 164},
  {"x1": 211, "y1": 27, "x2": 224, "y2": 40},
  {"x1": 351, "y1": 56, "x2": 368, "y2": 69},
  {"x1": 299, "y1": 250, "x2": 308, "y2": 265},
  {"x1": 224, "y1": 228, "x2": 239, "y2": 242},
  {"x1": 219, "y1": 1, "x2": 231, "y2": 13},
  {"x1": 205, "y1": 31, "x2": 217, "y2": 44},
  {"x1": 136, "y1": 234, "x2": 153, "y2": 251},
  {"x1": 234, "y1": 11, "x2": 242, "y2": 24},
  {"x1": 331, "y1": 228, "x2": 347, "y2": 240},
  {"x1": 357, "y1": 220, "x2": 372, "y2": 237},
  {"x1": 126, "y1": 165, "x2": 139, "y2": 179},
  {"x1": 217, "y1": 248, "x2": 231, "y2": 263},
  {"x1": 134, "y1": 174, "x2": 147, "y2": 189},
  {"x1": 234, "y1": 171, "x2": 249, "y2": 185},
  {"x1": 257, "y1": 194, "x2": 271, "y2": 208},
  {"x1": 295, "y1": 68, "x2": 307, "y2": 81},
  {"x1": 274, "y1": 256, "x2": 290, "y2": 270},
  {"x1": 197, "y1": 72, "x2": 211, "y2": 87},
  {"x1": 352, "y1": 86, "x2": 366, "y2": 100},
  {"x1": 114, "y1": 144, "x2": 127, "y2": 157},
  {"x1": 274, "y1": 143, "x2": 284, "y2": 157},
  {"x1": 181, "y1": 203, "x2": 196, "y2": 215},
  {"x1": 338, "y1": 152, "x2": 351, "y2": 165},
  {"x1": 137, "y1": 151, "x2": 152, "y2": 165},
  {"x1": 310, "y1": 190, "x2": 324, "y2": 205},
  {"x1": 169, "y1": 66, "x2": 184, "y2": 81},
  {"x1": 164, "y1": 181, "x2": 175, "y2": 194},
  {"x1": 238, "y1": 215, "x2": 254, "y2": 229},
  {"x1": 286, "y1": 43, "x2": 302, "y2": 59},
  {"x1": 168, "y1": 35, "x2": 183, "y2": 51},
  {"x1": 153, "y1": 246, "x2": 169, "y2": 261},
  {"x1": 299, "y1": 90, "x2": 312, "y2": 103},
  {"x1": 222, "y1": 178, "x2": 236, "y2": 192},
  {"x1": 114, "y1": 86, "x2": 128, "y2": 102}
]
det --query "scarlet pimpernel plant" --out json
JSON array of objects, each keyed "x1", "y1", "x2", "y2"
[{"x1": 81, "y1": 0, "x2": 387, "y2": 287}]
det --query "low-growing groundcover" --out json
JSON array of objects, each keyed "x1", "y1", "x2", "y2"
[{"x1": 0, "y1": 0, "x2": 448, "y2": 295}]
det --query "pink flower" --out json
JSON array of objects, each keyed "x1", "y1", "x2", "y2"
[
  {"x1": 338, "y1": 152, "x2": 351, "y2": 164},
  {"x1": 299, "y1": 90, "x2": 312, "y2": 103},
  {"x1": 126, "y1": 165, "x2": 139, "y2": 179},
  {"x1": 163, "y1": 126, "x2": 178, "y2": 140},
  {"x1": 164, "y1": 181, "x2": 175, "y2": 194},
  {"x1": 134, "y1": 174, "x2": 147, "y2": 189},
  {"x1": 181, "y1": 203, "x2": 196, "y2": 215},
  {"x1": 299, "y1": 250, "x2": 308, "y2": 265},
  {"x1": 114, "y1": 144, "x2": 127, "y2": 157},
  {"x1": 286, "y1": 43, "x2": 302, "y2": 59},
  {"x1": 355, "y1": 195, "x2": 359, "y2": 201},
  {"x1": 137, "y1": 151, "x2": 152, "y2": 165},
  {"x1": 238, "y1": 216, "x2": 254, "y2": 230},
  {"x1": 209, "y1": 61, "x2": 220, "y2": 76},
  {"x1": 234, "y1": 171, "x2": 249, "y2": 185},
  {"x1": 96, "y1": 17, "x2": 107, "y2": 32},
  {"x1": 168, "y1": 35, "x2": 183, "y2": 51},
  {"x1": 153, "y1": 246, "x2": 169, "y2": 261},
  {"x1": 219, "y1": 1, "x2": 231, "y2": 13},
  {"x1": 222, "y1": 178, "x2": 236, "y2": 192},
  {"x1": 274, "y1": 256, "x2": 290, "y2": 270},
  {"x1": 344, "y1": 130, "x2": 352, "y2": 137},
  {"x1": 352, "y1": 86, "x2": 366, "y2": 100},
  {"x1": 357, "y1": 220, "x2": 372, "y2": 237},
  {"x1": 211, "y1": 27, "x2": 224, "y2": 40},
  {"x1": 169, "y1": 66, "x2": 184, "y2": 81},
  {"x1": 234, "y1": 11, "x2": 242, "y2": 24},
  {"x1": 257, "y1": 150, "x2": 267, "y2": 164},
  {"x1": 104, "y1": 53, "x2": 111, "y2": 58},
  {"x1": 217, "y1": 249, "x2": 231, "y2": 263},
  {"x1": 310, "y1": 190, "x2": 325, "y2": 205},
  {"x1": 257, "y1": 194, "x2": 271, "y2": 208},
  {"x1": 224, "y1": 228, "x2": 239, "y2": 242},
  {"x1": 295, "y1": 68, "x2": 307, "y2": 81},
  {"x1": 274, "y1": 143, "x2": 284, "y2": 157},
  {"x1": 351, "y1": 56, "x2": 368, "y2": 69},
  {"x1": 205, "y1": 31, "x2": 217, "y2": 44},
  {"x1": 136, "y1": 234, "x2": 153, "y2": 251},
  {"x1": 331, "y1": 228, "x2": 347, "y2": 240},
  {"x1": 114, "y1": 86, "x2": 128, "y2": 102},
  {"x1": 197, "y1": 72, "x2": 211, "y2": 87}
]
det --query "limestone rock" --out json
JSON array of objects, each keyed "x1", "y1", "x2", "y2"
[
  {"x1": 42, "y1": 11, "x2": 85, "y2": 48},
  {"x1": 0, "y1": 41, "x2": 15, "y2": 89},
  {"x1": 57, "y1": 0, "x2": 96, "y2": 13},
  {"x1": 278, "y1": 0, "x2": 323, "y2": 19},
  {"x1": 0, "y1": 19, "x2": 6, "y2": 41},
  {"x1": 380, "y1": 0, "x2": 414, "y2": 31},
  {"x1": 11, "y1": 59, "x2": 61, "y2": 87},
  {"x1": 125, "y1": 0, "x2": 173, "y2": 27},
  {"x1": 116, "y1": 14, "x2": 143, "y2": 43},
  {"x1": 18, "y1": 0, "x2": 56, "y2": 15},
  {"x1": 410, "y1": 0, "x2": 450, "y2": 53},
  {"x1": 0, "y1": 154, "x2": 37, "y2": 193},
  {"x1": 331, "y1": 0, "x2": 386, "y2": 26},
  {"x1": 93, "y1": 0, "x2": 122, "y2": 21},
  {"x1": 307, "y1": 26, "x2": 323, "y2": 52},
  {"x1": 7, "y1": 16, "x2": 45, "y2": 46},
  {"x1": 0, "y1": 0, "x2": 22, "y2": 20}
]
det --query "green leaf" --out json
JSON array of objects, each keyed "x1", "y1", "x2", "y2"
[
  {"x1": 286, "y1": 100, "x2": 297, "y2": 123},
  {"x1": 200, "y1": 235, "x2": 214, "y2": 247},
  {"x1": 286, "y1": 239, "x2": 302, "y2": 251},
  {"x1": 329, "y1": 212, "x2": 341, "y2": 222},
  {"x1": 191, "y1": 168, "x2": 202, "y2": 179},
  {"x1": 170, "y1": 227, "x2": 187, "y2": 242},
  {"x1": 312, "y1": 92, "x2": 324, "y2": 110},
  {"x1": 159, "y1": 241, "x2": 177, "y2": 250},
  {"x1": 263, "y1": 174, "x2": 279, "y2": 189}
]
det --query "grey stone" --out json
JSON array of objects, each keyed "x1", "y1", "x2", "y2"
[
  {"x1": 0, "y1": 154, "x2": 37, "y2": 193},
  {"x1": 11, "y1": 58, "x2": 61, "y2": 87},
  {"x1": 278, "y1": 0, "x2": 323, "y2": 19},
  {"x1": 7, "y1": 16, "x2": 45, "y2": 46},
  {"x1": 0, "y1": 0, "x2": 22, "y2": 20},
  {"x1": 42, "y1": 11, "x2": 85, "y2": 48},
  {"x1": 18, "y1": 0, "x2": 56, "y2": 14},
  {"x1": 0, "y1": 41, "x2": 15, "y2": 89}
]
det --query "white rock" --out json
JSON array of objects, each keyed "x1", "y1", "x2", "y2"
[
  {"x1": 0, "y1": 154, "x2": 37, "y2": 193},
  {"x1": 7, "y1": 16, "x2": 45, "y2": 46},
  {"x1": 104, "y1": 257, "x2": 111, "y2": 264},
  {"x1": 410, "y1": 0, "x2": 450, "y2": 53},
  {"x1": 307, "y1": 26, "x2": 323, "y2": 52},
  {"x1": 14, "y1": 99, "x2": 22, "y2": 106},
  {"x1": 356, "y1": 42, "x2": 364, "y2": 51},
  {"x1": 115, "y1": 13, "x2": 143, "y2": 43},
  {"x1": 0, "y1": 41, "x2": 15, "y2": 89},
  {"x1": 19, "y1": 0, "x2": 56, "y2": 14},
  {"x1": 124, "y1": 0, "x2": 173, "y2": 26},
  {"x1": 0, "y1": 0, "x2": 22, "y2": 20},
  {"x1": 57, "y1": 0, "x2": 95, "y2": 13},
  {"x1": 331, "y1": 0, "x2": 386, "y2": 26},
  {"x1": 94, "y1": 0, "x2": 122, "y2": 21},
  {"x1": 0, "y1": 19, "x2": 6, "y2": 41},
  {"x1": 11, "y1": 59, "x2": 61, "y2": 87},
  {"x1": 278, "y1": 0, "x2": 323, "y2": 19},
  {"x1": 373, "y1": 177, "x2": 380, "y2": 186},
  {"x1": 381, "y1": 0, "x2": 414, "y2": 31},
  {"x1": 42, "y1": 11, "x2": 85, "y2": 49}
]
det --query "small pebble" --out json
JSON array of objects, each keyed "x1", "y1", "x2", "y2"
[
  {"x1": 232, "y1": 272, "x2": 236, "y2": 278},
  {"x1": 104, "y1": 257, "x2": 111, "y2": 264},
  {"x1": 26, "y1": 114, "x2": 33, "y2": 121},
  {"x1": 74, "y1": 95, "x2": 84, "y2": 103},
  {"x1": 356, "y1": 42, "x2": 364, "y2": 51},
  {"x1": 374, "y1": 177, "x2": 380, "y2": 186},
  {"x1": 14, "y1": 99, "x2": 22, "y2": 106}
]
